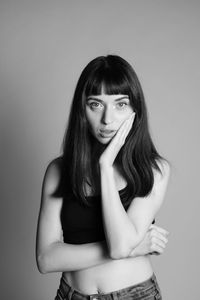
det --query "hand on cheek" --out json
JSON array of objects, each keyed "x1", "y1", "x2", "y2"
[{"x1": 99, "y1": 112, "x2": 135, "y2": 167}]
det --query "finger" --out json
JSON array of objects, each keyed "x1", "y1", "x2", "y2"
[
  {"x1": 125, "y1": 114, "x2": 135, "y2": 134},
  {"x1": 150, "y1": 224, "x2": 169, "y2": 236},
  {"x1": 111, "y1": 118, "x2": 129, "y2": 141},
  {"x1": 152, "y1": 236, "x2": 167, "y2": 249},
  {"x1": 157, "y1": 233, "x2": 168, "y2": 244},
  {"x1": 120, "y1": 113, "x2": 135, "y2": 132},
  {"x1": 119, "y1": 113, "x2": 135, "y2": 143},
  {"x1": 150, "y1": 229, "x2": 168, "y2": 244},
  {"x1": 118, "y1": 115, "x2": 133, "y2": 136},
  {"x1": 151, "y1": 243, "x2": 165, "y2": 255},
  {"x1": 111, "y1": 121, "x2": 130, "y2": 146},
  {"x1": 120, "y1": 121, "x2": 132, "y2": 144},
  {"x1": 111, "y1": 113, "x2": 135, "y2": 148},
  {"x1": 150, "y1": 224, "x2": 169, "y2": 233}
]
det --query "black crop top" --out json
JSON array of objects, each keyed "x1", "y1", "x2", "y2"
[{"x1": 61, "y1": 186, "x2": 155, "y2": 244}]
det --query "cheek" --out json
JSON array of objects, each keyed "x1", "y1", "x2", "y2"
[
  {"x1": 86, "y1": 108, "x2": 102, "y2": 129},
  {"x1": 86, "y1": 114, "x2": 98, "y2": 132},
  {"x1": 116, "y1": 110, "x2": 134, "y2": 127}
]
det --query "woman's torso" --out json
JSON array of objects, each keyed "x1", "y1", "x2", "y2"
[
  {"x1": 63, "y1": 255, "x2": 153, "y2": 294},
  {"x1": 61, "y1": 165, "x2": 154, "y2": 294}
]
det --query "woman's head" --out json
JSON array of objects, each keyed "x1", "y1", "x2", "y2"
[
  {"x1": 70, "y1": 55, "x2": 148, "y2": 146},
  {"x1": 61, "y1": 55, "x2": 163, "y2": 204}
]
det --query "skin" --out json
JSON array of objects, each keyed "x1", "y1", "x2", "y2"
[
  {"x1": 85, "y1": 93, "x2": 135, "y2": 146},
  {"x1": 86, "y1": 93, "x2": 169, "y2": 255},
  {"x1": 36, "y1": 92, "x2": 170, "y2": 295}
]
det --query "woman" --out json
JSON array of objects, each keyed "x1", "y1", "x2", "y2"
[{"x1": 36, "y1": 55, "x2": 170, "y2": 300}]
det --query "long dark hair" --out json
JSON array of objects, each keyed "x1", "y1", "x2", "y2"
[{"x1": 59, "y1": 55, "x2": 163, "y2": 207}]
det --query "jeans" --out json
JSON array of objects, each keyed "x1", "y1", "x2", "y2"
[{"x1": 55, "y1": 273, "x2": 162, "y2": 300}]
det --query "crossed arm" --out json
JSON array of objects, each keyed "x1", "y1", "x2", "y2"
[
  {"x1": 98, "y1": 113, "x2": 170, "y2": 259},
  {"x1": 36, "y1": 160, "x2": 110, "y2": 273},
  {"x1": 36, "y1": 158, "x2": 170, "y2": 274},
  {"x1": 100, "y1": 160, "x2": 170, "y2": 259}
]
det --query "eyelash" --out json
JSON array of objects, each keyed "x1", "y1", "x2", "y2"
[
  {"x1": 89, "y1": 102, "x2": 102, "y2": 108},
  {"x1": 117, "y1": 103, "x2": 127, "y2": 108},
  {"x1": 88, "y1": 102, "x2": 128, "y2": 110}
]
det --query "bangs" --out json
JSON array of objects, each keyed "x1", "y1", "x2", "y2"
[{"x1": 85, "y1": 68, "x2": 131, "y2": 97}]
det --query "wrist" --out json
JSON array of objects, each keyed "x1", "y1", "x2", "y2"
[
  {"x1": 129, "y1": 247, "x2": 137, "y2": 258},
  {"x1": 99, "y1": 162, "x2": 114, "y2": 172}
]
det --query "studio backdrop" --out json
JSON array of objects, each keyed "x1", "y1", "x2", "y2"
[{"x1": 1, "y1": 1, "x2": 200, "y2": 299}]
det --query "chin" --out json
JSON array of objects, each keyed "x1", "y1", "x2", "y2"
[
  {"x1": 97, "y1": 137, "x2": 112, "y2": 144},
  {"x1": 90, "y1": 132, "x2": 113, "y2": 145}
]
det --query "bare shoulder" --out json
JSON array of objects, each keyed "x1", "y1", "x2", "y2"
[
  {"x1": 42, "y1": 156, "x2": 63, "y2": 198},
  {"x1": 155, "y1": 159, "x2": 171, "y2": 182},
  {"x1": 151, "y1": 158, "x2": 171, "y2": 205}
]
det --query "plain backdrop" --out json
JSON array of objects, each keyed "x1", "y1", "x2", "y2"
[{"x1": 1, "y1": 1, "x2": 200, "y2": 299}]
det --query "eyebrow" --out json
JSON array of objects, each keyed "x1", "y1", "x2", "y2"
[{"x1": 86, "y1": 96, "x2": 129, "y2": 103}]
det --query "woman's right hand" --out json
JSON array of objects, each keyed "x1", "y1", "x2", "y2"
[{"x1": 129, "y1": 224, "x2": 169, "y2": 257}]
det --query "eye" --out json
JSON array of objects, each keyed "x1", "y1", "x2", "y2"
[
  {"x1": 88, "y1": 101, "x2": 103, "y2": 110},
  {"x1": 90, "y1": 102, "x2": 99, "y2": 107},
  {"x1": 116, "y1": 102, "x2": 128, "y2": 109}
]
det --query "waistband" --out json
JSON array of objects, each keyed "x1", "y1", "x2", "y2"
[{"x1": 58, "y1": 273, "x2": 160, "y2": 300}]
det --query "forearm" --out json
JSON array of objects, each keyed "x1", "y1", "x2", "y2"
[
  {"x1": 37, "y1": 240, "x2": 110, "y2": 273},
  {"x1": 100, "y1": 165, "x2": 140, "y2": 259}
]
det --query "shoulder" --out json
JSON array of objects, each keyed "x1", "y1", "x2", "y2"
[
  {"x1": 150, "y1": 159, "x2": 171, "y2": 205},
  {"x1": 154, "y1": 159, "x2": 171, "y2": 182},
  {"x1": 42, "y1": 156, "x2": 63, "y2": 197}
]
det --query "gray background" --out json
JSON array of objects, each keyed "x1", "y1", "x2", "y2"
[{"x1": 1, "y1": 1, "x2": 199, "y2": 299}]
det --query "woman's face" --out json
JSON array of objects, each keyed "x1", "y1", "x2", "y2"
[{"x1": 85, "y1": 92, "x2": 134, "y2": 144}]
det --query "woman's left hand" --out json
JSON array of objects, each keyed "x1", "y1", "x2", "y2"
[
  {"x1": 129, "y1": 224, "x2": 169, "y2": 257},
  {"x1": 99, "y1": 113, "x2": 135, "y2": 167}
]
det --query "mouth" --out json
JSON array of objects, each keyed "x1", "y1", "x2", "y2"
[{"x1": 99, "y1": 129, "x2": 116, "y2": 138}]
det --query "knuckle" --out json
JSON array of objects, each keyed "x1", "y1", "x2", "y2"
[
  {"x1": 150, "y1": 230, "x2": 154, "y2": 237},
  {"x1": 153, "y1": 228, "x2": 158, "y2": 235}
]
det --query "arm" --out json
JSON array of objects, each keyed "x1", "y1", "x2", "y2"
[
  {"x1": 98, "y1": 114, "x2": 170, "y2": 259},
  {"x1": 100, "y1": 159, "x2": 170, "y2": 259},
  {"x1": 100, "y1": 158, "x2": 169, "y2": 258},
  {"x1": 130, "y1": 224, "x2": 169, "y2": 257},
  {"x1": 36, "y1": 159, "x2": 110, "y2": 274},
  {"x1": 36, "y1": 158, "x2": 168, "y2": 273}
]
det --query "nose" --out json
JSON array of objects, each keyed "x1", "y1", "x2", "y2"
[{"x1": 101, "y1": 107, "x2": 114, "y2": 125}]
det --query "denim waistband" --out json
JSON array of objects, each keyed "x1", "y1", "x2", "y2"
[{"x1": 56, "y1": 273, "x2": 161, "y2": 300}]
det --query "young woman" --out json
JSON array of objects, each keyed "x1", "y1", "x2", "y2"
[{"x1": 36, "y1": 55, "x2": 170, "y2": 300}]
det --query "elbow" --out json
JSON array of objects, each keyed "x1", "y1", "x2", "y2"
[
  {"x1": 36, "y1": 253, "x2": 51, "y2": 274},
  {"x1": 109, "y1": 243, "x2": 134, "y2": 260},
  {"x1": 36, "y1": 241, "x2": 61, "y2": 273},
  {"x1": 109, "y1": 237, "x2": 141, "y2": 260}
]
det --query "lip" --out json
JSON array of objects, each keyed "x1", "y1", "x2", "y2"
[
  {"x1": 100, "y1": 129, "x2": 115, "y2": 134},
  {"x1": 99, "y1": 129, "x2": 116, "y2": 138}
]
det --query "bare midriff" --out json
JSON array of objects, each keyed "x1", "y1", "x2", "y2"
[{"x1": 63, "y1": 255, "x2": 153, "y2": 294}]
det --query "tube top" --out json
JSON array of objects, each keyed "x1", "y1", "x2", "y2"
[{"x1": 61, "y1": 186, "x2": 155, "y2": 244}]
